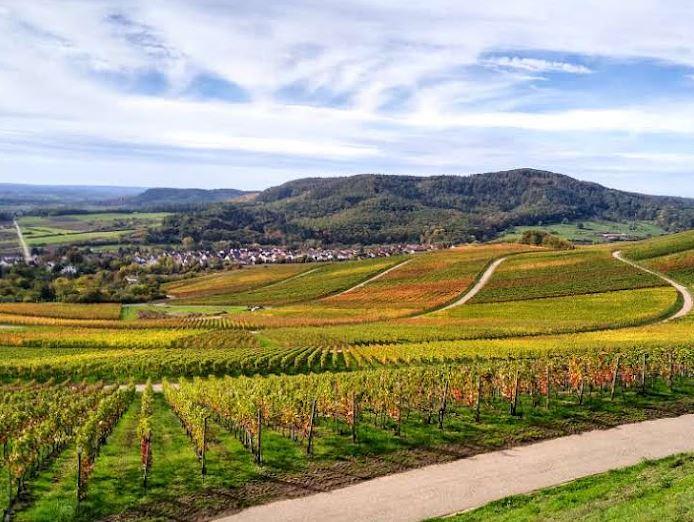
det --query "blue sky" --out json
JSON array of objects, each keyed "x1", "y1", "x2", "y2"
[{"x1": 2, "y1": 1, "x2": 694, "y2": 195}]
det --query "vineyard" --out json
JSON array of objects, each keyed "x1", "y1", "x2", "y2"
[
  {"x1": 0, "y1": 234, "x2": 693, "y2": 520},
  {"x1": 3, "y1": 346, "x2": 692, "y2": 521},
  {"x1": 323, "y1": 244, "x2": 533, "y2": 311},
  {"x1": 470, "y1": 248, "x2": 668, "y2": 303},
  {"x1": 163, "y1": 263, "x2": 311, "y2": 300},
  {"x1": 0, "y1": 303, "x2": 122, "y2": 320}
]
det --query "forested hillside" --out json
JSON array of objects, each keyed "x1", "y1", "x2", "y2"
[
  {"x1": 124, "y1": 187, "x2": 250, "y2": 210},
  {"x1": 150, "y1": 169, "x2": 694, "y2": 246}
]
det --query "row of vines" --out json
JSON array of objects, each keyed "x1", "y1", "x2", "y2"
[{"x1": 165, "y1": 347, "x2": 692, "y2": 465}]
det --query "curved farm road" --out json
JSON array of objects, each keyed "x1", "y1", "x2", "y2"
[
  {"x1": 334, "y1": 259, "x2": 413, "y2": 297},
  {"x1": 436, "y1": 256, "x2": 507, "y2": 312},
  {"x1": 216, "y1": 414, "x2": 694, "y2": 522},
  {"x1": 613, "y1": 250, "x2": 693, "y2": 321}
]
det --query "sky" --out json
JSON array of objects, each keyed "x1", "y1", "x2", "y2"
[{"x1": 2, "y1": 1, "x2": 694, "y2": 195}]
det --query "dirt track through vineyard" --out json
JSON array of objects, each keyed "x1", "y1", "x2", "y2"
[
  {"x1": 334, "y1": 258, "x2": 413, "y2": 296},
  {"x1": 613, "y1": 250, "x2": 693, "y2": 321},
  {"x1": 216, "y1": 414, "x2": 694, "y2": 522},
  {"x1": 436, "y1": 256, "x2": 507, "y2": 311}
]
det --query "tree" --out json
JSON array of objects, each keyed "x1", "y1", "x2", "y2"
[{"x1": 182, "y1": 236, "x2": 196, "y2": 250}]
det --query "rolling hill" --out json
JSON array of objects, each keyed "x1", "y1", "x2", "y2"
[
  {"x1": 0, "y1": 184, "x2": 251, "y2": 216},
  {"x1": 123, "y1": 187, "x2": 250, "y2": 210},
  {"x1": 150, "y1": 169, "x2": 694, "y2": 246}
]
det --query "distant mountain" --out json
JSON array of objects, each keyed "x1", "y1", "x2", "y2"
[
  {"x1": 0, "y1": 183, "x2": 144, "y2": 205},
  {"x1": 150, "y1": 169, "x2": 694, "y2": 246},
  {"x1": 0, "y1": 183, "x2": 147, "y2": 218},
  {"x1": 0, "y1": 184, "x2": 252, "y2": 215},
  {"x1": 124, "y1": 187, "x2": 251, "y2": 210}
]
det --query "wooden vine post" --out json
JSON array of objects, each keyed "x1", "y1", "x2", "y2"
[
  {"x1": 438, "y1": 379, "x2": 450, "y2": 430},
  {"x1": 4, "y1": 440, "x2": 12, "y2": 519},
  {"x1": 545, "y1": 364, "x2": 551, "y2": 410},
  {"x1": 668, "y1": 352, "x2": 674, "y2": 390},
  {"x1": 510, "y1": 369, "x2": 520, "y2": 416},
  {"x1": 474, "y1": 375, "x2": 482, "y2": 422},
  {"x1": 610, "y1": 354, "x2": 621, "y2": 401},
  {"x1": 201, "y1": 417, "x2": 208, "y2": 478},
  {"x1": 396, "y1": 395, "x2": 403, "y2": 437},
  {"x1": 351, "y1": 393, "x2": 359, "y2": 444},
  {"x1": 256, "y1": 408, "x2": 263, "y2": 465},
  {"x1": 306, "y1": 399, "x2": 317, "y2": 456},
  {"x1": 141, "y1": 434, "x2": 151, "y2": 490},
  {"x1": 640, "y1": 353, "x2": 647, "y2": 394},
  {"x1": 76, "y1": 446, "x2": 83, "y2": 504}
]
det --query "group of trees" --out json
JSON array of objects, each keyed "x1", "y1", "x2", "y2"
[{"x1": 519, "y1": 230, "x2": 574, "y2": 250}]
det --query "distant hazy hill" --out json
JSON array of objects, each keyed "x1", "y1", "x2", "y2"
[
  {"x1": 124, "y1": 187, "x2": 250, "y2": 209},
  {"x1": 0, "y1": 183, "x2": 144, "y2": 205},
  {"x1": 0, "y1": 183, "x2": 146, "y2": 217},
  {"x1": 0, "y1": 184, "x2": 252, "y2": 215},
  {"x1": 151, "y1": 169, "x2": 694, "y2": 246}
]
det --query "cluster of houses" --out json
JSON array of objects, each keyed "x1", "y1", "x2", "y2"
[
  {"x1": 0, "y1": 255, "x2": 20, "y2": 267},
  {"x1": 130, "y1": 244, "x2": 436, "y2": 269},
  {"x1": 1, "y1": 244, "x2": 437, "y2": 279}
]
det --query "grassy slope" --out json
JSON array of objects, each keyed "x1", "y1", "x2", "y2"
[{"x1": 436, "y1": 453, "x2": 693, "y2": 522}]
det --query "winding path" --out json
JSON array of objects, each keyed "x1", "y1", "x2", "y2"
[
  {"x1": 333, "y1": 259, "x2": 413, "y2": 297},
  {"x1": 216, "y1": 414, "x2": 694, "y2": 522},
  {"x1": 13, "y1": 219, "x2": 31, "y2": 263},
  {"x1": 612, "y1": 250, "x2": 693, "y2": 321},
  {"x1": 436, "y1": 256, "x2": 507, "y2": 312}
]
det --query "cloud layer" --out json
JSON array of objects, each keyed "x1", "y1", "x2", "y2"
[{"x1": 1, "y1": 1, "x2": 694, "y2": 194}]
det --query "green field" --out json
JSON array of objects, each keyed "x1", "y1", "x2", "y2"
[
  {"x1": 16, "y1": 212, "x2": 170, "y2": 247},
  {"x1": 500, "y1": 220, "x2": 666, "y2": 244},
  {"x1": 437, "y1": 453, "x2": 693, "y2": 522},
  {"x1": 0, "y1": 223, "x2": 19, "y2": 255}
]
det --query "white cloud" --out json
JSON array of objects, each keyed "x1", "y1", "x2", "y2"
[
  {"x1": 483, "y1": 57, "x2": 592, "y2": 74},
  {"x1": 401, "y1": 106, "x2": 694, "y2": 134},
  {"x1": 2, "y1": 1, "x2": 694, "y2": 193}
]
